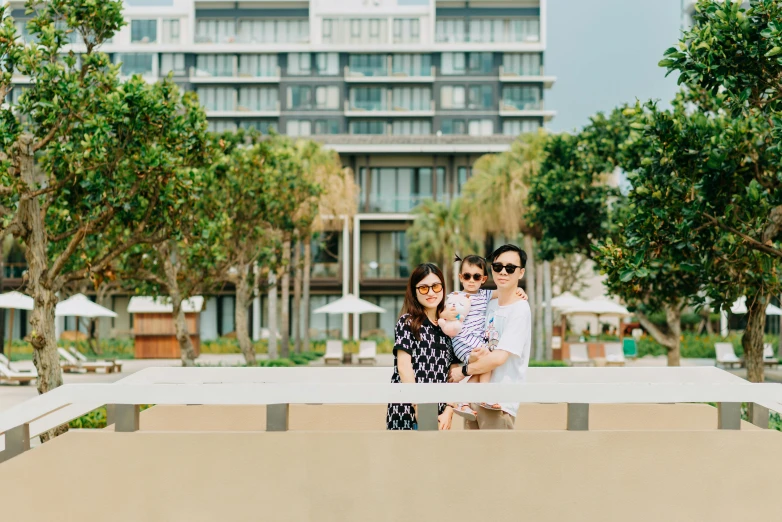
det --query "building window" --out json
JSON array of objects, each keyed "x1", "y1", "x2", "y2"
[
  {"x1": 309, "y1": 296, "x2": 342, "y2": 338},
  {"x1": 208, "y1": 120, "x2": 238, "y2": 133},
  {"x1": 441, "y1": 53, "x2": 492, "y2": 75},
  {"x1": 322, "y1": 19, "x2": 334, "y2": 43},
  {"x1": 312, "y1": 232, "x2": 340, "y2": 278},
  {"x1": 240, "y1": 120, "x2": 278, "y2": 133},
  {"x1": 468, "y1": 119, "x2": 493, "y2": 136},
  {"x1": 359, "y1": 167, "x2": 446, "y2": 212},
  {"x1": 391, "y1": 18, "x2": 421, "y2": 43},
  {"x1": 350, "y1": 87, "x2": 386, "y2": 111},
  {"x1": 349, "y1": 54, "x2": 387, "y2": 77},
  {"x1": 314, "y1": 119, "x2": 340, "y2": 134},
  {"x1": 468, "y1": 85, "x2": 493, "y2": 110},
  {"x1": 131, "y1": 20, "x2": 157, "y2": 43},
  {"x1": 392, "y1": 120, "x2": 431, "y2": 135},
  {"x1": 350, "y1": 19, "x2": 361, "y2": 39},
  {"x1": 360, "y1": 231, "x2": 410, "y2": 279},
  {"x1": 238, "y1": 87, "x2": 278, "y2": 111},
  {"x1": 195, "y1": 19, "x2": 236, "y2": 43},
  {"x1": 501, "y1": 86, "x2": 541, "y2": 110},
  {"x1": 441, "y1": 119, "x2": 465, "y2": 135},
  {"x1": 195, "y1": 55, "x2": 234, "y2": 77},
  {"x1": 162, "y1": 19, "x2": 180, "y2": 43},
  {"x1": 441, "y1": 53, "x2": 466, "y2": 75},
  {"x1": 197, "y1": 87, "x2": 235, "y2": 111},
  {"x1": 160, "y1": 53, "x2": 186, "y2": 76},
  {"x1": 238, "y1": 54, "x2": 277, "y2": 77},
  {"x1": 115, "y1": 53, "x2": 155, "y2": 76},
  {"x1": 435, "y1": 19, "x2": 466, "y2": 43},
  {"x1": 440, "y1": 86, "x2": 466, "y2": 109},
  {"x1": 315, "y1": 53, "x2": 339, "y2": 75},
  {"x1": 503, "y1": 119, "x2": 541, "y2": 135},
  {"x1": 238, "y1": 19, "x2": 308, "y2": 44},
  {"x1": 360, "y1": 296, "x2": 406, "y2": 338},
  {"x1": 392, "y1": 87, "x2": 431, "y2": 111},
  {"x1": 350, "y1": 121, "x2": 386, "y2": 135},
  {"x1": 287, "y1": 53, "x2": 312, "y2": 75},
  {"x1": 502, "y1": 53, "x2": 542, "y2": 76},
  {"x1": 436, "y1": 17, "x2": 539, "y2": 43},
  {"x1": 392, "y1": 54, "x2": 431, "y2": 76},
  {"x1": 287, "y1": 120, "x2": 312, "y2": 137},
  {"x1": 287, "y1": 86, "x2": 340, "y2": 110},
  {"x1": 457, "y1": 166, "x2": 471, "y2": 194}
]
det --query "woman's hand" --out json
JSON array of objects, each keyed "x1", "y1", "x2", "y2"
[
  {"x1": 439, "y1": 308, "x2": 458, "y2": 321},
  {"x1": 469, "y1": 345, "x2": 490, "y2": 362},
  {"x1": 448, "y1": 365, "x2": 465, "y2": 383},
  {"x1": 515, "y1": 287, "x2": 528, "y2": 300},
  {"x1": 438, "y1": 406, "x2": 453, "y2": 430}
]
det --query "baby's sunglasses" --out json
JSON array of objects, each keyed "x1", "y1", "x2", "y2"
[
  {"x1": 460, "y1": 272, "x2": 485, "y2": 281},
  {"x1": 416, "y1": 283, "x2": 443, "y2": 295}
]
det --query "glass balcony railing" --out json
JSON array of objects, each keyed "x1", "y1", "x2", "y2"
[
  {"x1": 349, "y1": 64, "x2": 388, "y2": 77},
  {"x1": 361, "y1": 262, "x2": 411, "y2": 280},
  {"x1": 3, "y1": 263, "x2": 27, "y2": 279},
  {"x1": 391, "y1": 64, "x2": 433, "y2": 77},
  {"x1": 350, "y1": 100, "x2": 388, "y2": 111},
  {"x1": 312, "y1": 262, "x2": 340, "y2": 279},
  {"x1": 500, "y1": 99, "x2": 542, "y2": 111},
  {"x1": 363, "y1": 195, "x2": 428, "y2": 213}
]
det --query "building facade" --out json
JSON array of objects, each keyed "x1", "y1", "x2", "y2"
[{"x1": 5, "y1": 0, "x2": 555, "y2": 340}]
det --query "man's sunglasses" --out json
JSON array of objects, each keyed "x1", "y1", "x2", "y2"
[
  {"x1": 416, "y1": 283, "x2": 443, "y2": 295},
  {"x1": 491, "y1": 263, "x2": 521, "y2": 274},
  {"x1": 460, "y1": 273, "x2": 485, "y2": 281}
]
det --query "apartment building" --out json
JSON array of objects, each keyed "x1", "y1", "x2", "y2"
[{"x1": 4, "y1": 0, "x2": 555, "y2": 340}]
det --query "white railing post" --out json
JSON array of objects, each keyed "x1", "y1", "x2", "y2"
[
  {"x1": 0, "y1": 423, "x2": 30, "y2": 463},
  {"x1": 115, "y1": 405, "x2": 140, "y2": 432},
  {"x1": 267, "y1": 404, "x2": 289, "y2": 431},
  {"x1": 749, "y1": 403, "x2": 769, "y2": 429},
  {"x1": 717, "y1": 402, "x2": 741, "y2": 430},
  {"x1": 417, "y1": 404, "x2": 438, "y2": 431},
  {"x1": 567, "y1": 403, "x2": 589, "y2": 431}
]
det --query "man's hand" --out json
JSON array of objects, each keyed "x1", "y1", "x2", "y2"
[
  {"x1": 438, "y1": 406, "x2": 453, "y2": 430},
  {"x1": 440, "y1": 308, "x2": 458, "y2": 321},
  {"x1": 515, "y1": 287, "x2": 528, "y2": 300},
  {"x1": 469, "y1": 345, "x2": 490, "y2": 362},
  {"x1": 449, "y1": 365, "x2": 465, "y2": 383}
]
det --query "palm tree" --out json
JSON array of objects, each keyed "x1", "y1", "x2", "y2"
[{"x1": 407, "y1": 199, "x2": 478, "y2": 293}]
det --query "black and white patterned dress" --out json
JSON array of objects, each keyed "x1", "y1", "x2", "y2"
[{"x1": 386, "y1": 314, "x2": 456, "y2": 430}]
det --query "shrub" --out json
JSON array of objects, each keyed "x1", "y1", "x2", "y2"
[
  {"x1": 636, "y1": 332, "x2": 779, "y2": 359},
  {"x1": 69, "y1": 404, "x2": 153, "y2": 430},
  {"x1": 529, "y1": 360, "x2": 569, "y2": 367}
]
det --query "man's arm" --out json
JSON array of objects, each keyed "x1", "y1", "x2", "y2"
[{"x1": 449, "y1": 349, "x2": 510, "y2": 382}]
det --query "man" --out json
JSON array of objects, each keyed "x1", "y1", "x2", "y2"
[{"x1": 448, "y1": 244, "x2": 532, "y2": 429}]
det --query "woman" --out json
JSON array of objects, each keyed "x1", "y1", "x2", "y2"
[{"x1": 386, "y1": 263, "x2": 455, "y2": 430}]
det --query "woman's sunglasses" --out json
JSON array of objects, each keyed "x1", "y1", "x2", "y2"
[
  {"x1": 460, "y1": 273, "x2": 485, "y2": 281},
  {"x1": 416, "y1": 283, "x2": 443, "y2": 295},
  {"x1": 491, "y1": 263, "x2": 521, "y2": 274}
]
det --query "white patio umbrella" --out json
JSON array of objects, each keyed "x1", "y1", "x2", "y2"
[
  {"x1": 729, "y1": 296, "x2": 782, "y2": 316},
  {"x1": 0, "y1": 291, "x2": 35, "y2": 360},
  {"x1": 562, "y1": 297, "x2": 631, "y2": 339},
  {"x1": 55, "y1": 293, "x2": 117, "y2": 318},
  {"x1": 314, "y1": 294, "x2": 385, "y2": 340},
  {"x1": 550, "y1": 292, "x2": 587, "y2": 342}
]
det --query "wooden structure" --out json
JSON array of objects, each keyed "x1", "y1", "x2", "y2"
[{"x1": 128, "y1": 297, "x2": 204, "y2": 359}]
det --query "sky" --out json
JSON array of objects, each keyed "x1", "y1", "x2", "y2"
[{"x1": 546, "y1": 0, "x2": 684, "y2": 133}]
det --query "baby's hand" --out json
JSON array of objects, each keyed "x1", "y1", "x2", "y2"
[
  {"x1": 470, "y1": 345, "x2": 490, "y2": 361},
  {"x1": 515, "y1": 287, "x2": 528, "y2": 300}
]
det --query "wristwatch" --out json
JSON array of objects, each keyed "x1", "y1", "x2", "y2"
[{"x1": 461, "y1": 364, "x2": 469, "y2": 377}]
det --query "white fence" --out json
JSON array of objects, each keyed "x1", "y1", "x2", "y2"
[{"x1": 1, "y1": 367, "x2": 781, "y2": 463}]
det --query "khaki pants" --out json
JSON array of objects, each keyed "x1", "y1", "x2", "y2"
[{"x1": 463, "y1": 403, "x2": 515, "y2": 430}]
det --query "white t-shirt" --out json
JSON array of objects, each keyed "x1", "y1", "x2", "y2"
[{"x1": 485, "y1": 298, "x2": 532, "y2": 417}]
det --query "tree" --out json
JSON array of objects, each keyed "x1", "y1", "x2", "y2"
[
  {"x1": 655, "y1": 0, "x2": 782, "y2": 380},
  {"x1": 407, "y1": 199, "x2": 478, "y2": 291},
  {"x1": 0, "y1": 1, "x2": 208, "y2": 412}
]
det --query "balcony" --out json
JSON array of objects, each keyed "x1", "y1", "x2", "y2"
[
  {"x1": 344, "y1": 64, "x2": 435, "y2": 84},
  {"x1": 361, "y1": 261, "x2": 410, "y2": 280},
  {"x1": 362, "y1": 195, "x2": 429, "y2": 213},
  {"x1": 499, "y1": 100, "x2": 556, "y2": 121},
  {"x1": 204, "y1": 100, "x2": 281, "y2": 118},
  {"x1": 499, "y1": 66, "x2": 557, "y2": 88},
  {"x1": 344, "y1": 99, "x2": 435, "y2": 118},
  {"x1": 189, "y1": 66, "x2": 281, "y2": 84}
]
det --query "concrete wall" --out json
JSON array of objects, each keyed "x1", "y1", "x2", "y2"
[{"x1": 0, "y1": 427, "x2": 779, "y2": 521}]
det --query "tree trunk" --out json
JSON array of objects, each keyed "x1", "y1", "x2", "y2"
[
  {"x1": 267, "y1": 272, "x2": 278, "y2": 359},
  {"x1": 743, "y1": 293, "x2": 768, "y2": 383},
  {"x1": 636, "y1": 304, "x2": 681, "y2": 366},
  {"x1": 235, "y1": 265, "x2": 257, "y2": 365},
  {"x1": 292, "y1": 236, "x2": 302, "y2": 354},
  {"x1": 171, "y1": 294, "x2": 197, "y2": 367},
  {"x1": 534, "y1": 261, "x2": 544, "y2": 360},
  {"x1": 523, "y1": 236, "x2": 537, "y2": 357},
  {"x1": 543, "y1": 260, "x2": 553, "y2": 360},
  {"x1": 280, "y1": 238, "x2": 291, "y2": 358},
  {"x1": 17, "y1": 134, "x2": 66, "y2": 441},
  {"x1": 302, "y1": 239, "x2": 312, "y2": 353}
]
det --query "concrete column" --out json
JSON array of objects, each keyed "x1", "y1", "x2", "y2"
[{"x1": 342, "y1": 216, "x2": 350, "y2": 340}]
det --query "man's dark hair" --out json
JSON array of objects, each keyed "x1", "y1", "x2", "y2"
[{"x1": 488, "y1": 244, "x2": 527, "y2": 268}]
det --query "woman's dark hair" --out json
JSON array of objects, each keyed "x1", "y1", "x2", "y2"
[
  {"x1": 401, "y1": 263, "x2": 445, "y2": 340},
  {"x1": 454, "y1": 254, "x2": 487, "y2": 276}
]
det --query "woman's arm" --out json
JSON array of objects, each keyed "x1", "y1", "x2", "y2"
[{"x1": 397, "y1": 350, "x2": 416, "y2": 384}]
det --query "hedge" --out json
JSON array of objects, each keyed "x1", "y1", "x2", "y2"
[{"x1": 637, "y1": 332, "x2": 779, "y2": 359}]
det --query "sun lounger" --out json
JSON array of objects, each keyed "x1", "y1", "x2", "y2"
[
  {"x1": 567, "y1": 343, "x2": 594, "y2": 367},
  {"x1": 763, "y1": 343, "x2": 778, "y2": 368},
  {"x1": 323, "y1": 340, "x2": 343, "y2": 365},
  {"x1": 0, "y1": 360, "x2": 36, "y2": 385},
  {"x1": 604, "y1": 343, "x2": 626, "y2": 366},
  {"x1": 67, "y1": 346, "x2": 123, "y2": 373},
  {"x1": 357, "y1": 341, "x2": 376, "y2": 365},
  {"x1": 58, "y1": 347, "x2": 116, "y2": 373},
  {"x1": 623, "y1": 338, "x2": 638, "y2": 359},
  {"x1": 715, "y1": 342, "x2": 743, "y2": 369}
]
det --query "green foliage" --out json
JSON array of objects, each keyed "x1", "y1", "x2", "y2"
[
  {"x1": 636, "y1": 332, "x2": 779, "y2": 358},
  {"x1": 69, "y1": 405, "x2": 153, "y2": 430},
  {"x1": 7, "y1": 339, "x2": 134, "y2": 360},
  {"x1": 529, "y1": 360, "x2": 569, "y2": 367}
]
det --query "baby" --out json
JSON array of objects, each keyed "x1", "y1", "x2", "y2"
[{"x1": 441, "y1": 255, "x2": 526, "y2": 421}]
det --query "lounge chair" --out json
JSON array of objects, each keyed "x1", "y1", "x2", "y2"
[
  {"x1": 68, "y1": 346, "x2": 123, "y2": 373},
  {"x1": 604, "y1": 343, "x2": 626, "y2": 367},
  {"x1": 622, "y1": 338, "x2": 638, "y2": 359},
  {"x1": 0, "y1": 353, "x2": 14, "y2": 370},
  {"x1": 57, "y1": 347, "x2": 116, "y2": 373},
  {"x1": 323, "y1": 340, "x2": 343, "y2": 365},
  {"x1": 0, "y1": 360, "x2": 36, "y2": 385},
  {"x1": 567, "y1": 343, "x2": 594, "y2": 367},
  {"x1": 763, "y1": 343, "x2": 778, "y2": 369},
  {"x1": 357, "y1": 341, "x2": 377, "y2": 365},
  {"x1": 715, "y1": 342, "x2": 743, "y2": 369}
]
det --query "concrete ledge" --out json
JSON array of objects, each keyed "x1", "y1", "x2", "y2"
[{"x1": 1, "y1": 429, "x2": 780, "y2": 521}]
